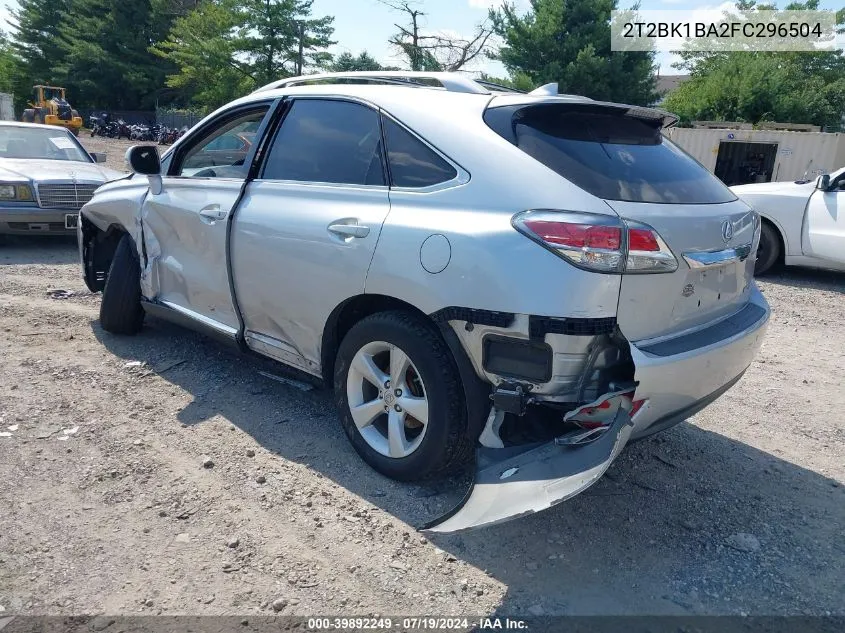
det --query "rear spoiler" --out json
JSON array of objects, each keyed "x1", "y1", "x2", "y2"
[{"x1": 486, "y1": 94, "x2": 679, "y2": 130}]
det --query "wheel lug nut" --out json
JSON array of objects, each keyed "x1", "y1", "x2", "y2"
[
  {"x1": 394, "y1": 389, "x2": 402, "y2": 396},
  {"x1": 394, "y1": 405, "x2": 402, "y2": 412},
  {"x1": 384, "y1": 380, "x2": 390, "y2": 388}
]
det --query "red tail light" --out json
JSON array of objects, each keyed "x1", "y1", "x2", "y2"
[
  {"x1": 627, "y1": 228, "x2": 660, "y2": 252},
  {"x1": 522, "y1": 221, "x2": 622, "y2": 250},
  {"x1": 513, "y1": 211, "x2": 678, "y2": 274}
]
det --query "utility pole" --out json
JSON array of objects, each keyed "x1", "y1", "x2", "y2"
[{"x1": 296, "y1": 21, "x2": 305, "y2": 75}]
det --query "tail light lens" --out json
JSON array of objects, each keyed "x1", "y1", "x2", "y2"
[{"x1": 513, "y1": 210, "x2": 677, "y2": 274}]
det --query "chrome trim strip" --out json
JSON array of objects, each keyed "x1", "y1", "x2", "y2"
[
  {"x1": 159, "y1": 300, "x2": 238, "y2": 336},
  {"x1": 682, "y1": 243, "x2": 752, "y2": 270}
]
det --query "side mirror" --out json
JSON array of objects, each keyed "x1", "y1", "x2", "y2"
[
  {"x1": 126, "y1": 145, "x2": 160, "y2": 175},
  {"x1": 89, "y1": 152, "x2": 107, "y2": 163},
  {"x1": 817, "y1": 174, "x2": 830, "y2": 190}
]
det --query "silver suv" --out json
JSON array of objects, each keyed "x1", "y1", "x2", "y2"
[{"x1": 79, "y1": 72, "x2": 770, "y2": 532}]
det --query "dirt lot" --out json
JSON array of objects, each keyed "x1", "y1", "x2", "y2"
[
  {"x1": 79, "y1": 135, "x2": 141, "y2": 173},
  {"x1": 1, "y1": 139, "x2": 844, "y2": 619}
]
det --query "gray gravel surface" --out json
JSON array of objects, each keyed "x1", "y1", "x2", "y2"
[{"x1": 0, "y1": 147, "x2": 843, "y2": 617}]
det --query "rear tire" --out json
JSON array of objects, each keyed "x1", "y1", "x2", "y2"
[
  {"x1": 334, "y1": 311, "x2": 472, "y2": 482},
  {"x1": 21, "y1": 109, "x2": 35, "y2": 123},
  {"x1": 99, "y1": 234, "x2": 144, "y2": 335},
  {"x1": 754, "y1": 221, "x2": 781, "y2": 276}
]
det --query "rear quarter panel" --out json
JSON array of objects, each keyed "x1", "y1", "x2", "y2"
[{"x1": 366, "y1": 97, "x2": 626, "y2": 318}]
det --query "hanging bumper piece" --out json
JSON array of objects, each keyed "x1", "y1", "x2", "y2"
[{"x1": 421, "y1": 390, "x2": 635, "y2": 534}]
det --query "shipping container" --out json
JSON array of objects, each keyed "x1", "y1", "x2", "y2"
[{"x1": 665, "y1": 127, "x2": 845, "y2": 186}]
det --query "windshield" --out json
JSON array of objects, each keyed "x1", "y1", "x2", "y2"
[
  {"x1": 0, "y1": 126, "x2": 91, "y2": 162},
  {"x1": 503, "y1": 107, "x2": 736, "y2": 204}
]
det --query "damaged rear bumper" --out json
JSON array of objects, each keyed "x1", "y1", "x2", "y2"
[
  {"x1": 424, "y1": 286, "x2": 770, "y2": 533},
  {"x1": 423, "y1": 394, "x2": 634, "y2": 534}
]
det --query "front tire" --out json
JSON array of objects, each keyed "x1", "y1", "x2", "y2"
[
  {"x1": 99, "y1": 234, "x2": 144, "y2": 334},
  {"x1": 334, "y1": 311, "x2": 472, "y2": 481},
  {"x1": 754, "y1": 221, "x2": 781, "y2": 276}
]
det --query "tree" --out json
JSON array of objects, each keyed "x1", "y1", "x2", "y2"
[
  {"x1": 151, "y1": 0, "x2": 253, "y2": 108},
  {"x1": 234, "y1": 0, "x2": 335, "y2": 84},
  {"x1": 6, "y1": 0, "x2": 72, "y2": 111},
  {"x1": 665, "y1": 1, "x2": 845, "y2": 130},
  {"x1": 490, "y1": 0, "x2": 657, "y2": 105},
  {"x1": 0, "y1": 31, "x2": 23, "y2": 95},
  {"x1": 55, "y1": 0, "x2": 177, "y2": 109},
  {"x1": 379, "y1": 0, "x2": 493, "y2": 71},
  {"x1": 153, "y1": 0, "x2": 335, "y2": 107},
  {"x1": 330, "y1": 51, "x2": 385, "y2": 72},
  {"x1": 7, "y1": 0, "x2": 70, "y2": 85}
]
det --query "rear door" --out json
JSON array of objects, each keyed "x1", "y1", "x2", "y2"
[
  {"x1": 503, "y1": 104, "x2": 756, "y2": 342},
  {"x1": 143, "y1": 103, "x2": 273, "y2": 333},
  {"x1": 803, "y1": 168, "x2": 845, "y2": 264},
  {"x1": 231, "y1": 98, "x2": 390, "y2": 371}
]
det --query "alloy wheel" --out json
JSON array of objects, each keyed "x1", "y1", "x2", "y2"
[{"x1": 346, "y1": 341, "x2": 429, "y2": 459}]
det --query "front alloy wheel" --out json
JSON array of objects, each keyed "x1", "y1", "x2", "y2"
[{"x1": 347, "y1": 341, "x2": 429, "y2": 459}]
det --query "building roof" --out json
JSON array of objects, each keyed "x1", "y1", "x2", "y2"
[{"x1": 656, "y1": 74, "x2": 689, "y2": 96}]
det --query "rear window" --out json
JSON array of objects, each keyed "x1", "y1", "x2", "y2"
[
  {"x1": 504, "y1": 107, "x2": 736, "y2": 204},
  {"x1": 382, "y1": 118, "x2": 457, "y2": 188}
]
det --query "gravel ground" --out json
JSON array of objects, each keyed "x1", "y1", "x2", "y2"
[
  {"x1": 81, "y1": 134, "x2": 161, "y2": 172},
  {"x1": 0, "y1": 138, "x2": 843, "y2": 619}
]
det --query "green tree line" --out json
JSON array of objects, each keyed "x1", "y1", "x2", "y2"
[{"x1": 0, "y1": 0, "x2": 843, "y2": 131}]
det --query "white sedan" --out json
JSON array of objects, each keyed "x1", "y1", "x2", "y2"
[{"x1": 732, "y1": 167, "x2": 845, "y2": 275}]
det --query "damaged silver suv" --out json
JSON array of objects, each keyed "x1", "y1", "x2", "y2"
[{"x1": 79, "y1": 72, "x2": 770, "y2": 533}]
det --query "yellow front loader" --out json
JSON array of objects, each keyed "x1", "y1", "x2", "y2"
[{"x1": 21, "y1": 85, "x2": 83, "y2": 135}]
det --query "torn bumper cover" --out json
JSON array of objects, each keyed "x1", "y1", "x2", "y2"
[{"x1": 422, "y1": 392, "x2": 635, "y2": 534}]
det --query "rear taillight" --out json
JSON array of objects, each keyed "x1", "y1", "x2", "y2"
[
  {"x1": 624, "y1": 221, "x2": 678, "y2": 273},
  {"x1": 512, "y1": 210, "x2": 678, "y2": 274}
]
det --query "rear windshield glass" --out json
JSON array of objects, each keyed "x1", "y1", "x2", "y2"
[{"x1": 507, "y1": 108, "x2": 736, "y2": 204}]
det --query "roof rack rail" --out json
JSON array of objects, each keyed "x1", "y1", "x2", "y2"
[{"x1": 253, "y1": 71, "x2": 510, "y2": 95}]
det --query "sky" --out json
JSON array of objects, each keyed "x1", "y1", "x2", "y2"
[{"x1": 1, "y1": 0, "x2": 843, "y2": 76}]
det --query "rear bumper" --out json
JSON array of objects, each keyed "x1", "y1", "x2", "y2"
[
  {"x1": 626, "y1": 283, "x2": 770, "y2": 439},
  {"x1": 0, "y1": 206, "x2": 78, "y2": 235}
]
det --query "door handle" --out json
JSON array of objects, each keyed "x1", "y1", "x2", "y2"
[
  {"x1": 199, "y1": 204, "x2": 228, "y2": 222},
  {"x1": 328, "y1": 221, "x2": 370, "y2": 239}
]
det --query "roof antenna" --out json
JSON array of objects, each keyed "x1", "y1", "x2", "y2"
[{"x1": 529, "y1": 82, "x2": 558, "y2": 96}]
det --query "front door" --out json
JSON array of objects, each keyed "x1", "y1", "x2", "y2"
[
  {"x1": 803, "y1": 168, "x2": 845, "y2": 264},
  {"x1": 231, "y1": 98, "x2": 391, "y2": 372},
  {"x1": 142, "y1": 104, "x2": 272, "y2": 332}
]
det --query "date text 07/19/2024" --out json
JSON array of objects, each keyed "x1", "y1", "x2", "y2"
[{"x1": 306, "y1": 617, "x2": 529, "y2": 630}]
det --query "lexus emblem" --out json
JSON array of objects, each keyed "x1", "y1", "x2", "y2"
[{"x1": 721, "y1": 219, "x2": 734, "y2": 243}]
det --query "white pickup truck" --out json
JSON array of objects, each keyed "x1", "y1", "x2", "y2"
[{"x1": 732, "y1": 167, "x2": 845, "y2": 275}]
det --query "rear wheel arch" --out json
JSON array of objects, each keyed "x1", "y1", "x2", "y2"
[
  {"x1": 321, "y1": 294, "x2": 431, "y2": 387},
  {"x1": 321, "y1": 294, "x2": 491, "y2": 440}
]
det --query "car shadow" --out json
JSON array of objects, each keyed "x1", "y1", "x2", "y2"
[
  {"x1": 758, "y1": 266, "x2": 845, "y2": 295},
  {"x1": 0, "y1": 235, "x2": 78, "y2": 265},
  {"x1": 93, "y1": 317, "x2": 845, "y2": 617}
]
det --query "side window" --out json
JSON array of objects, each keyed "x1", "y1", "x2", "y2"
[
  {"x1": 175, "y1": 107, "x2": 269, "y2": 178},
  {"x1": 262, "y1": 100, "x2": 385, "y2": 186},
  {"x1": 382, "y1": 118, "x2": 457, "y2": 188}
]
